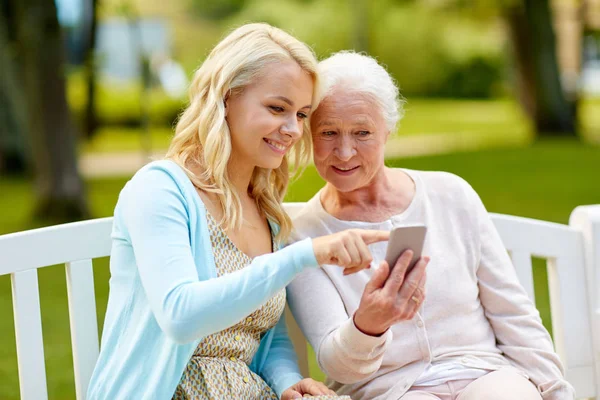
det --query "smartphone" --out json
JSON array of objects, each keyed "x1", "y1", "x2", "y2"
[{"x1": 384, "y1": 225, "x2": 428, "y2": 273}]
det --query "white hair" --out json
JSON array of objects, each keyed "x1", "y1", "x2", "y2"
[{"x1": 317, "y1": 51, "x2": 404, "y2": 132}]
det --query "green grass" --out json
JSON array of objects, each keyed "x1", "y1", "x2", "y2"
[
  {"x1": 81, "y1": 126, "x2": 174, "y2": 154},
  {"x1": 78, "y1": 97, "x2": 600, "y2": 155},
  {"x1": 399, "y1": 98, "x2": 532, "y2": 137},
  {"x1": 580, "y1": 97, "x2": 600, "y2": 143},
  {"x1": 1, "y1": 139, "x2": 599, "y2": 397},
  {"x1": 80, "y1": 97, "x2": 532, "y2": 155}
]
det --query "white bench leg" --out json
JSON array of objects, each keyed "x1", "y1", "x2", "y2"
[{"x1": 570, "y1": 205, "x2": 600, "y2": 397}]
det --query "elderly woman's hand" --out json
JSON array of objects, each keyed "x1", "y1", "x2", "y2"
[
  {"x1": 312, "y1": 229, "x2": 390, "y2": 275},
  {"x1": 353, "y1": 250, "x2": 429, "y2": 336}
]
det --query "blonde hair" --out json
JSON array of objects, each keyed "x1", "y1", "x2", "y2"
[{"x1": 166, "y1": 23, "x2": 318, "y2": 243}]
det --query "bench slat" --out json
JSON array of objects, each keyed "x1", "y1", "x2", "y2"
[
  {"x1": 66, "y1": 259, "x2": 100, "y2": 400},
  {"x1": 492, "y1": 214, "x2": 581, "y2": 259},
  {"x1": 548, "y1": 254, "x2": 595, "y2": 392},
  {"x1": 0, "y1": 218, "x2": 113, "y2": 275},
  {"x1": 565, "y1": 365, "x2": 596, "y2": 399},
  {"x1": 11, "y1": 270, "x2": 48, "y2": 400}
]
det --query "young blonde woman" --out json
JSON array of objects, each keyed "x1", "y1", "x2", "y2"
[{"x1": 86, "y1": 24, "x2": 387, "y2": 400}]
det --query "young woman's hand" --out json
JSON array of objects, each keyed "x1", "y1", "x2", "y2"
[
  {"x1": 281, "y1": 378, "x2": 336, "y2": 399},
  {"x1": 312, "y1": 229, "x2": 390, "y2": 275}
]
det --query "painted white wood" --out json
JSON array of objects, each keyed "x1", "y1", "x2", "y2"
[
  {"x1": 494, "y1": 213, "x2": 594, "y2": 399},
  {"x1": 565, "y1": 365, "x2": 598, "y2": 400},
  {"x1": 66, "y1": 259, "x2": 100, "y2": 400},
  {"x1": 1, "y1": 205, "x2": 598, "y2": 399},
  {"x1": 491, "y1": 213, "x2": 582, "y2": 259},
  {"x1": 0, "y1": 218, "x2": 113, "y2": 275},
  {"x1": 565, "y1": 365, "x2": 597, "y2": 399},
  {"x1": 509, "y1": 250, "x2": 535, "y2": 303},
  {"x1": 548, "y1": 255, "x2": 595, "y2": 397},
  {"x1": 570, "y1": 205, "x2": 600, "y2": 398},
  {"x1": 11, "y1": 270, "x2": 48, "y2": 400},
  {"x1": 0, "y1": 218, "x2": 112, "y2": 399}
]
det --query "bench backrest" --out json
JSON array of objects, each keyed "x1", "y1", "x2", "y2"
[{"x1": 1, "y1": 204, "x2": 599, "y2": 399}]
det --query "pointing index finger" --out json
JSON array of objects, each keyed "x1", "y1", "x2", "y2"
[{"x1": 359, "y1": 230, "x2": 390, "y2": 245}]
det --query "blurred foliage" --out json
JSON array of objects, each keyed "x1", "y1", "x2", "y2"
[
  {"x1": 67, "y1": 70, "x2": 185, "y2": 128},
  {"x1": 67, "y1": 0, "x2": 600, "y2": 144},
  {"x1": 100, "y1": 0, "x2": 223, "y2": 73},
  {"x1": 370, "y1": 3, "x2": 506, "y2": 97},
  {"x1": 225, "y1": 0, "x2": 355, "y2": 55},
  {"x1": 439, "y1": 56, "x2": 504, "y2": 98},
  {"x1": 97, "y1": 0, "x2": 511, "y2": 100},
  {"x1": 193, "y1": 0, "x2": 508, "y2": 97},
  {"x1": 191, "y1": 0, "x2": 247, "y2": 19}
]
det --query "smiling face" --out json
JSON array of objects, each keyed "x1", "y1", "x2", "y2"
[
  {"x1": 310, "y1": 89, "x2": 390, "y2": 193},
  {"x1": 225, "y1": 60, "x2": 314, "y2": 171}
]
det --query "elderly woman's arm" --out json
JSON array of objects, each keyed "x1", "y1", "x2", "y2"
[
  {"x1": 468, "y1": 184, "x2": 576, "y2": 400},
  {"x1": 287, "y1": 267, "x2": 392, "y2": 384}
]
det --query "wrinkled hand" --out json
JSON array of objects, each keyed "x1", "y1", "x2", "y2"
[
  {"x1": 354, "y1": 250, "x2": 430, "y2": 336},
  {"x1": 312, "y1": 229, "x2": 390, "y2": 275},
  {"x1": 281, "y1": 378, "x2": 336, "y2": 399}
]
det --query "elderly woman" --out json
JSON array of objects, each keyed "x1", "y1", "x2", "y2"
[{"x1": 287, "y1": 52, "x2": 574, "y2": 400}]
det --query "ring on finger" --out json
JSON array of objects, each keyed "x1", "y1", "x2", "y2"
[{"x1": 411, "y1": 295, "x2": 420, "y2": 304}]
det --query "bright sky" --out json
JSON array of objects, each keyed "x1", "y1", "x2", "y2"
[{"x1": 55, "y1": 0, "x2": 83, "y2": 26}]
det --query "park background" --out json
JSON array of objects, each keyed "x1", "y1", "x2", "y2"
[{"x1": 1, "y1": 0, "x2": 600, "y2": 398}]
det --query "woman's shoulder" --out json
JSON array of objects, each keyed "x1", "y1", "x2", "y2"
[
  {"x1": 120, "y1": 160, "x2": 195, "y2": 197},
  {"x1": 404, "y1": 168, "x2": 469, "y2": 188},
  {"x1": 115, "y1": 159, "x2": 201, "y2": 216},
  {"x1": 128, "y1": 159, "x2": 189, "y2": 187},
  {"x1": 404, "y1": 168, "x2": 476, "y2": 196},
  {"x1": 401, "y1": 168, "x2": 482, "y2": 212}
]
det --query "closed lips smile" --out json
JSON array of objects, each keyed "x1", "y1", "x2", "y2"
[{"x1": 264, "y1": 138, "x2": 288, "y2": 153}]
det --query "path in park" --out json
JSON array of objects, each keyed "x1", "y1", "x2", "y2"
[{"x1": 80, "y1": 131, "x2": 531, "y2": 178}]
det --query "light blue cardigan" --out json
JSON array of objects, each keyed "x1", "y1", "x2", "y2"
[{"x1": 87, "y1": 160, "x2": 319, "y2": 400}]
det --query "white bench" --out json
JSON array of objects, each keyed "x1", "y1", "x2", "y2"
[{"x1": 1, "y1": 203, "x2": 599, "y2": 399}]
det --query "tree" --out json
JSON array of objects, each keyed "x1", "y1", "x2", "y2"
[
  {"x1": 12, "y1": 0, "x2": 89, "y2": 221},
  {"x1": 83, "y1": 0, "x2": 100, "y2": 139},
  {"x1": 392, "y1": 0, "x2": 579, "y2": 137},
  {"x1": 0, "y1": 0, "x2": 28, "y2": 174},
  {"x1": 351, "y1": 0, "x2": 369, "y2": 52},
  {"x1": 506, "y1": 0, "x2": 578, "y2": 136}
]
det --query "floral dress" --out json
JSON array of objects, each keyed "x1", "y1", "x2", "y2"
[{"x1": 173, "y1": 214, "x2": 350, "y2": 400}]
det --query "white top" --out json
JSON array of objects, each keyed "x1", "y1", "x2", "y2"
[{"x1": 287, "y1": 169, "x2": 575, "y2": 400}]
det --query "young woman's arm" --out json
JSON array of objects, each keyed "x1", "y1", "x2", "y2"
[
  {"x1": 252, "y1": 314, "x2": 304, "y2": 396},
  {"x1": 119, "y1": 165, "x2": 319, "y2": 344}
]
